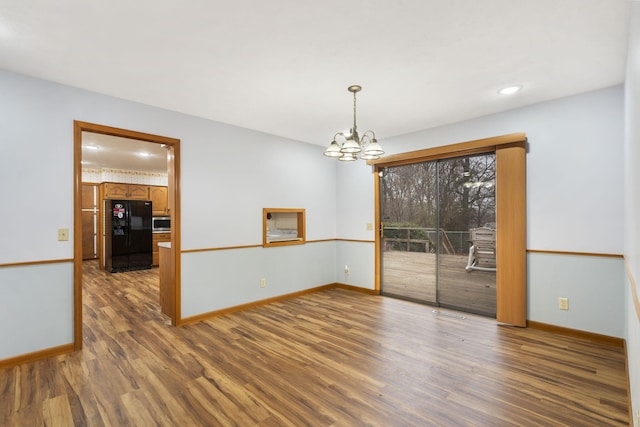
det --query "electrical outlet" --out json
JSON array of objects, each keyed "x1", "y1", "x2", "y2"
[
  {"x1": 366, "y1": 223, "x2": 373, "y2": 231},
  {"x1": 344, "y1": 265, "x2": 350, "y2": 275},
  {"x1": 559, "y1": 297, "x2": 569, "y2": 310},
  {"x1": 57, "y1": 228, "x2": 69, "y2": 241},
  {"x1": 260, "y1": 278, "x2": 266, "y2": 288}
]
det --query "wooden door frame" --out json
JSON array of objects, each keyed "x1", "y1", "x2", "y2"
[
  {"x1": 369, "y1": 133, "x2": 527, "y2": 326},
  {"x1": 73, "y1": 121, "x2": 181, "y2": 350}
]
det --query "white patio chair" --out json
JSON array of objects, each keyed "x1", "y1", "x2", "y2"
[{"x1": 465, "y1": 227, "x2": 496, "y2": 272}]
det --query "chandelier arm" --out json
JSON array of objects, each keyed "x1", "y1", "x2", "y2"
[
  {"x1": 333, "y1": 132, "x2": 349, "y2": 142},
  {"x1": 361, "y1": 130, "x2": 376, "y2": 141},
  {"x1": 359, "y1": 130, "x2": 375, "y2": 148}
]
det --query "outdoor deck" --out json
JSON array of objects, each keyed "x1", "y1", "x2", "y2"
[{"x1": 382, "y1": 250, "x2": 496, "y2": 316}]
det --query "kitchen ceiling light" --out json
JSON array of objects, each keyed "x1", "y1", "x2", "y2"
[
  {"x1": 323, "y1": 85, "x2": 384, "y2": 162},
  {"x1": 498, "y1": 85, "x2": 522, "y2": 95}
]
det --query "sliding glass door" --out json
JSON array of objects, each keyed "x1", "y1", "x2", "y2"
[
  {"x1": 380, "y1": 162, "x2": 438, "y2": 304},
  {"x1": 436, "y1": 154, "x2": 496, "y2": 315},
  {"x1": 380, "y1": 153, "x2": 497, "y2": 317}
]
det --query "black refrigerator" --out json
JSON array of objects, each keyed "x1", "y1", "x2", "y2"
[{"x1": 105, "y1": 199, "x2": 153, "y2": 272}]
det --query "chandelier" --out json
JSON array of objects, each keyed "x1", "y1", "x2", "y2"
[{"x1": 323, "y1": 85, "x2": 384, "y2": 161}]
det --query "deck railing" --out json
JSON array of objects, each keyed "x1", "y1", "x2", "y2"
[{"x1": 383, "y1": 227, "x2": 471, "y2": 255}]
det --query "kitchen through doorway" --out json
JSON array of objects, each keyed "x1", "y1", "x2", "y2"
[{"x1": 73, "y1": 121, "x2": 181, "y2": 351}]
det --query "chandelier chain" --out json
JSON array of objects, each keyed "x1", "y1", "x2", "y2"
[{"x1": 353, "y1": 90, "x2": 357, "y2": 132}]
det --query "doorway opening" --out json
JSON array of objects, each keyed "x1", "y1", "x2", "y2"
[
  {"x1": 380, "y1": 153, "x2": 497, "y2": 317},
  {"x1": 73, "y1": 121, "x2": 181, "y2": 351}
]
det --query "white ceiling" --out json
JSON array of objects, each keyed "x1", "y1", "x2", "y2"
[
  {"x1": 82, "y1": 132, "x2": 168, "y2": 173},
  {"x1": 0, "y1": 1, "x2": 632, "y2": 169}
]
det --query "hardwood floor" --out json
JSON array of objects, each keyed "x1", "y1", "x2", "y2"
[{"x1": 0, "y1": 260, "x2": 629, "y2": 426}]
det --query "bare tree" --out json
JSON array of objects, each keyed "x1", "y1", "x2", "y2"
[{"x1": 381, "y1": 153, "x2": 495, "y2": 231}]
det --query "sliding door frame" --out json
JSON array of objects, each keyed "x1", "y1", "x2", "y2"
[{"x1": 369, "y1": 133, "x2": 527, "y2": 326}]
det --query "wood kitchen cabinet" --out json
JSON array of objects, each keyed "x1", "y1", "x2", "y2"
[
  {"x1": 127, "y1": 184, "x2": 149, "y2": 200},
  {"x1": 149, "y1": 186, "x2": 169, "y2": 216},
  {"x1": 102, "y1": 182, "x2": 149, "y2": 200},
  {"x1": 152, "y1": 232, "x2": 171, "y2": 266},
  {"x1": 102, "y1": 182, "x2": 127, "y2": 199}
]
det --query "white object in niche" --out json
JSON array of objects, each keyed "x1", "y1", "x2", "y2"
[{"x1": 263, "y1": 208, "x2": 306, "y2": 246}]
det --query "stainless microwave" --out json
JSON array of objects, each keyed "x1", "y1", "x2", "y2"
[{"x1": 152, "y1": 216, "x2": 171, "y2": 232}]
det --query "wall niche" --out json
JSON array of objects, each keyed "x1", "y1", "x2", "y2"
[{"x1": 263, "y1": 208, "x2": 306, "y2": 247}]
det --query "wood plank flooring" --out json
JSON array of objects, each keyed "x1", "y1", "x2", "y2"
[
  {"x1": 0, "y1": 260, "x2": 629, "y2": 426},
  {"x1": 382, "y1": 251, "x2": 496, "y2": 316}
]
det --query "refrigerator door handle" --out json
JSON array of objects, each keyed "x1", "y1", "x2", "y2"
[{"x1": 125, "y1": 203, "x2": 129, "y2": 247}]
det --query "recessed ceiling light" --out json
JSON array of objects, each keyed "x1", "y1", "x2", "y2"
[{"x1": 498, "y1": 85, "x2": 522, "y2": 95}]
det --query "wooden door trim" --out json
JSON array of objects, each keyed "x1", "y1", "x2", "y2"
[
  {"x1": 367, "y1": 132, "x2": 526, "y2": 168},
  {"x1": 73, "y1": 121, "x2": 182, "y2": 350},
  {"x1": 495, "y1": 145, "x2": 526, "y2": 326},
  {"x1": 80, "y1": 183, "x2": 99, "y2": 260},
  {"x1": 372, "y1": 133, "x2": 527, "y2": 326},
  {"x1": 373, "y1": 171, "x2": 380, "y2": 293}
]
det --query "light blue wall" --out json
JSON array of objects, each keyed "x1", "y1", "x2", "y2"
[
  {"x1": 335, "y1": 241, "x2": 375, "y2": 290},
  {"x1": 0, "y1": 68, "x2": 338, "y2": 360},
  {"x1": 332, "y1": 157, "x2": 377, "y2": 290},
  {"x1": 0, "y1": 263, "x2": 74, "y2": 359},
  {"x1": 180, "y1": 125, "x2": 337, "y2": 249},
  {"x1": 528, "y1": 253, "x2": 624, "y2": 337},
  {"x1": 624, "y1": 2, "x2": 640, "y2": 422},
  {"x1": 181, "y1": 242, "x2": 336, "y2": 318}
]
